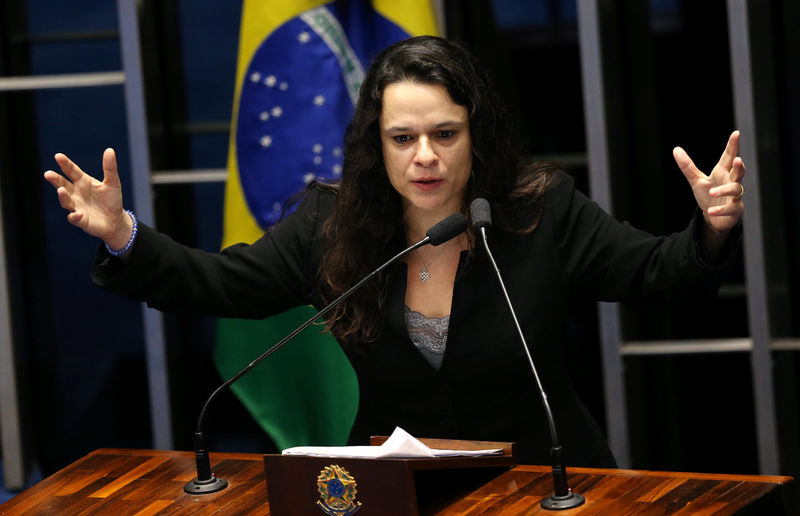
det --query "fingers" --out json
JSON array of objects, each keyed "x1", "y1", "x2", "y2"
[
  {"x1": 709, "y1": 182, "x2": 744, "y2": 201},
  {"x1": 54, "y1": 152, "x2": 86, "y2": 184},
  {"x1": 55, "y1": 186, "x2": 76, "y2": 211},
  {"x1": 66, "y1": 210, "x2": 85, "y2": 227},
  {"x1": 672, "y1": 146, "x2": 703, "y2": 182},
  {"x1": 707, "y1": 145, "x2": 745, "y2": 207},
  {"x1": 716, "y1": 130, "x2": 740, "y2": 171},
  {"x1": 45, "y1": 168, "x2": 78, "y2": 212},
  {"x1": 730, "y1": 155, "x2": 745, "y2": 183},
  {"x1": 46, "y1": 149, "x2": 124, "y2": 235},
  {"x1": 52, "y1": 150, "x2": 119, "y2": 187},
  {"x1": 43, "y1": 169, "x2": 71, "y2": 191},
  {"x1": 55, "y1": 184, "x2": 86, "y2": 228},
  {"x1": 102, "y1": 148, "x2": 121, "y2": 189},
  {"x1": 707, "y1": 197, "x2": 744, "y2": 217}
]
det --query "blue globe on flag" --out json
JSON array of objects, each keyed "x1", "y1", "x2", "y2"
[{"x1": 236, "y1": 2, "x2": 409, "y2": 228}]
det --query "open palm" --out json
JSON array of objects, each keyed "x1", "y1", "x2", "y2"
[{"x1": 43, "y1": 148, "x2": 129, "y2": 244}]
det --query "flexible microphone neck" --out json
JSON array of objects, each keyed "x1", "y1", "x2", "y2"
[
  {"x1": 470, "y1": 198, "x2": 584, "y2": 511},
  {"x1": 474, "y1": 224, "x2": 560, "y2": 447},
  {"x1": 184, "y1": 212, "x2": 468, "y2": 495}
]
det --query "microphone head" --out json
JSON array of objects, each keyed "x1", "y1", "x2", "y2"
[
  {"x1": 426, "y1": 213, "x2": 467, "y2": 246},
  {"x1": 470, "y1": 198, "x2": 492, "y2": 229}
]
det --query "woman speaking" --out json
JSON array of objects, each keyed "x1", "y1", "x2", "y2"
[{"x1": 43, "y1": 36, "x2": 744, "y2": 468}]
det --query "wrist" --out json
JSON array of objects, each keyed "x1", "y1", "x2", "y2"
[
  {"x1": 104, "y1": 210, "x2": 138, "y2": 257},
  {"x1": 700, "y1": 218, "x2": 729, "y2": 264}
]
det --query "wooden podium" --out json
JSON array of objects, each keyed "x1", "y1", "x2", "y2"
[
  {"x1": 0, "y1": 446, "x2": 795, "y2": 515},
  {"x1": 264, "y1": 437, "x2": 517, "y2": 515}
]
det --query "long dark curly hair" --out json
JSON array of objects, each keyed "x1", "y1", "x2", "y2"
[{"x1": 317, "y1": 36, "x2": 554, "y2": 345}]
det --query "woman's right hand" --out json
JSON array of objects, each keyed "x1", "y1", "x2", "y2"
[{"x1": 43, "y1": 148, "x2": 133, "y2": 250}]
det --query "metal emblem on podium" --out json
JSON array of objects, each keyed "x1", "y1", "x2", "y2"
[{"x1": 316, "y1": 464, "x2": 362, "y2": 515}]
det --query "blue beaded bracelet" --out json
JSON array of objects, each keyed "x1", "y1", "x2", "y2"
[{"x1": 104, "y1": 210, "x2": 138, "y2": 257}]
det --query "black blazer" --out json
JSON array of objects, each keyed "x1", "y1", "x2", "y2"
[{"x1": 92, "y1": 171, "x2": 738, "y2": 467}]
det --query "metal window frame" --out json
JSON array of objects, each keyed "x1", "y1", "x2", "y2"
[
  {"x1": 117, "y1": 0, "x2": 172, "y2": 451},
  {"x1": 577, "y1": 0, "x2": 784, "y2": 475},
  {"x1": 0, "y1": 176, "x2": 24, "y2": 490},
  {"x1": 0, "y1": 1, "x2": 176, "y2": 492}
]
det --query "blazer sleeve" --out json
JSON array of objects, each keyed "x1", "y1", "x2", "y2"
[
  {"x1": 90, "y1": 186, "x2": 332, "y2": 318},
  {"x1": 547, "y1": 171, "x2": 741, "y2": 302}
]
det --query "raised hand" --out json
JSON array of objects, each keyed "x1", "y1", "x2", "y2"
[
  {"x1": 43, "y1": 148, "x2": 133, "y2": 250},
  {"x1": 672, "y1": 130, "x2": 745, "y2": 236}
]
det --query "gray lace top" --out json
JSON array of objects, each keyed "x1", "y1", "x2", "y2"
[{"x1": 404, "y1": 305, "x2": 449, "y2": 370}]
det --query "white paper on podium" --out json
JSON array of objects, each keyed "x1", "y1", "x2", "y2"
[{"x1": 281, "y1": 427, "x2": 504, "y2": 458}]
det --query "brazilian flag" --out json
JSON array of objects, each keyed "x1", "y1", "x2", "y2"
[{"x1": 215, "y1": 0, "x2": 438, "y2": 450}]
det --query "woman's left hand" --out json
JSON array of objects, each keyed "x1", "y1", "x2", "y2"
[{"x1": 672, "y1": 130, "x2": 745, "y2": 236}]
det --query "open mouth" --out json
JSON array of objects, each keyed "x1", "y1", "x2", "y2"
[{"x1": 412, "y1": 178, "x2": 443, "y2": 190}]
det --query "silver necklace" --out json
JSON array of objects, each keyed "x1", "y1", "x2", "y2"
[{"x1": 413, "y1": 248, "x2": 444, "y2": 283}]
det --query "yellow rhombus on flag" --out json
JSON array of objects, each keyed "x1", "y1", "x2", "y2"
[{"x1": 215, "y1": 0, "x2": 438, "y2": 451}]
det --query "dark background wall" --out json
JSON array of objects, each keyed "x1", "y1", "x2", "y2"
[{"x1": 0, "y1": 0, "x2": 798, "y2": 497}]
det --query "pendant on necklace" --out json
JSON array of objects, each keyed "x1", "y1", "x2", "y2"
[{"x1": 419, "y1": 264, "x2": 430, "y2": 283}]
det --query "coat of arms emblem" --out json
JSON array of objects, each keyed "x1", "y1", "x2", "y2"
[{"x1": 316, "y1": 464, "x2": 361, "y2": 515}]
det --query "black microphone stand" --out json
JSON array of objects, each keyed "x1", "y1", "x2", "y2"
[
  {"x1": 184, "y1": 215, "x2": 467, "y2": 494},
  {"x1": 475, "y1": 221, "x2": 585, "y2": 510}
]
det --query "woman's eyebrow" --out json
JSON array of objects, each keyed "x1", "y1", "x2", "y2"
[{"x1": 384, "y1": 120, "x2": 465, "y2": 133}]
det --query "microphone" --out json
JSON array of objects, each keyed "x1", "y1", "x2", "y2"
[
  {"x1": 469, "y1": 198, "x2": 585, "y2": 510},
  {"x1": 184, "y1": 212, "x2": 468, "y2": 494},
  {"x1": 426, "y1": 213, "x2": 468, "y2": 245},
  {"x1": 470, "y1": 197, "x2": 492, "y2": 230}
]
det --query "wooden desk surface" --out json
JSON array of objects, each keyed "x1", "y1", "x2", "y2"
[{"x1": 0, "y1": 448, "x2": 794, "y2": 515}]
